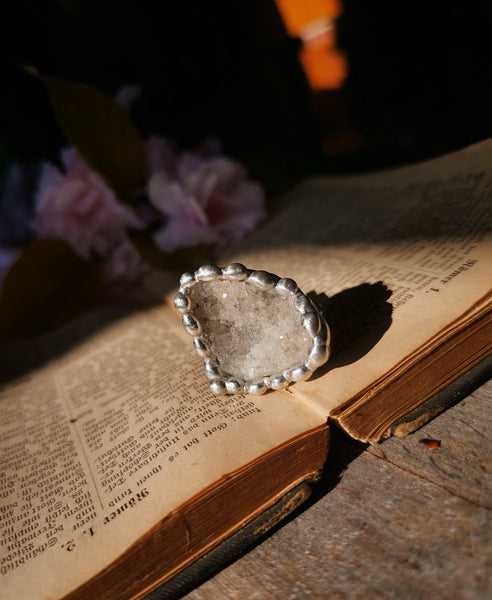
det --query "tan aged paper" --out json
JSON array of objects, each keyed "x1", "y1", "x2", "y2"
[{"x1": 1, "y1": 306, "x2": 324, "y2": 600}]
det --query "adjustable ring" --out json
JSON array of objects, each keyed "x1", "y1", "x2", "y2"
[{"x1": 174, "y1": 263, "x2": 330, "y2": 395}]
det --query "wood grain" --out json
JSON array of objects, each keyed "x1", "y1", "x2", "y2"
[{"x1": 183, "y1": 380, "x2": 492, "y2": 600}]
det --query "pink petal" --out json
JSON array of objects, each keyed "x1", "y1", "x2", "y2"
[
  {"x1": 60, "y1": 147, "x2": 89, "y2": 176},
  {"x1": 153, "y1": 217, "x2": 217, "y2": 252},
  {"x1": 148, "y1": 174, "x2": 208, "y2": 225}
]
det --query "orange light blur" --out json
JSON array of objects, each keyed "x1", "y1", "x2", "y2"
[
  {"x1": 300, "y1": 41, "x2": 347, "y2": 91},
  {"x1": 273, "y1": 0, "x2": 347, "y2": 90},
  {"x1": 274, "y1": 0, "x2": 342, "y2": 37}
]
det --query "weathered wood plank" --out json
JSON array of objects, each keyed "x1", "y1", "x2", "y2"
[
  {"x1": 183, "y1": 380, "x2": 492, "y2": 600},
  {"x1": 368, "y1": 381, "x2": 492, "y2": 508}
]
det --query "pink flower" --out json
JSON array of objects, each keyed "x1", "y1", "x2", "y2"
[
  {"x1": 34, "y1": 147, "x2": 148, "y2": 294},
  {"x1": 147, "y1": 138, "x2": 266, "y2": 252},
  {"x1": 35, "y1": 147, "x2": 143, "y2": 259}
]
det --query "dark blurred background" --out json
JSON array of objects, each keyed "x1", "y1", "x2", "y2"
[{"x1": 2, "y1": 0, "x2": 492, "y2": 189}]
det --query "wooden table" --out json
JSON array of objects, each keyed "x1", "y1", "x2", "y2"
[{"x1": 182, "y1": 380, "x2": 492, "y2": 600}]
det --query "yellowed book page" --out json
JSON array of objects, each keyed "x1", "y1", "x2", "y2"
[
  {"x1": 227, "y1": 139, "x2": 492, "y2": 413},
  {"x1": 1, "y1": 305, "x2": 324, "y2": 600}
]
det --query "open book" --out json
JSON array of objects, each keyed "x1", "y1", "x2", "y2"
[{"x1": 2, "y1": 139, "x2": 491, "y2": 600}]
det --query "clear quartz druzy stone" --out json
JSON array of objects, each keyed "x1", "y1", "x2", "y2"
[{"x1": 188, "y1": 279, "x2": 312, "y2": 382}]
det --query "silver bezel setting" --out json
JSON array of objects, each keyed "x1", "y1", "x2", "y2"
[{"x1": 175, "y1": 263, "x2": 331, "y2": 395}]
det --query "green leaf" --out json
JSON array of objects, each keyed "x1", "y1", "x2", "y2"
[
  {"x1": 0, "y1": 240, "x2": 101, "y2": 338},
  {"x1": 41, "y1": 74, "x2": 145, "y2": 196}
]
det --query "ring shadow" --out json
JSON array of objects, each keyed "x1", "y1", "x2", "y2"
[{"x1": 308, "y1": 280, "x2": 393, "y2": 377}]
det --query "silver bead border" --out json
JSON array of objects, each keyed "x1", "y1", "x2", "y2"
[{"x1": 174, "y1": 263, "x2": 331, "y2": 396}]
